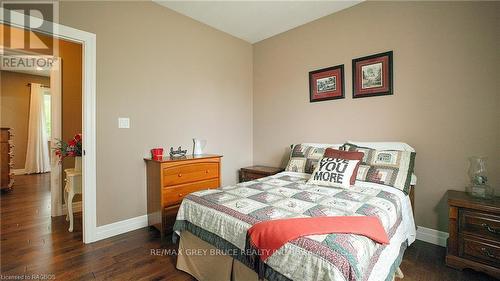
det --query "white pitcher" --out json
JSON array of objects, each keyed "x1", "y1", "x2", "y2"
[{"x1": 193, "y1": 138, "x2": 206, "y2": 155}]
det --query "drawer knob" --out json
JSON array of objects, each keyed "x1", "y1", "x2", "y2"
[
  {"x1": 178, "y1": 174, "x2": 182, "y2": 177},
  {"x1": 481, "y1": 223, "x2": 500, "y2": 235},
  {"x1": 481, "y1": 247, "x2": 498, "y2": 259},
  {"x1": 178, "y1": 193, "x2": 183, "y2": 197}
]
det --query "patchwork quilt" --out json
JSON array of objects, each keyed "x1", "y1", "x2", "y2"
[{"x1": 173, "y1": 172, "x2": 407, "y2": 281}]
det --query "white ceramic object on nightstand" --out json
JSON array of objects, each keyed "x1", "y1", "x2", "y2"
[
  {"x1": 64, "y1": 168, "x2": 82, "y2": 232},
  {"x1": 193, "y1": 138, "x2": 206, "y2": 155}
]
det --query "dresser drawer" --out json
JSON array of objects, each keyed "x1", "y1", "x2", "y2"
[
  {"x1": 460, "y1": 210, "x2": 500, "y2": 240},
  {"x1": 163, "y1": 204, "x2": 180, "y2": 234},
  {"x1": 163, "y1": 178, "x2": 219, "y2": 206},
  {"x1": 0, "y1": 129, "x2": 10, "y2": 142},
  {"x1": 460, "y1": 235, "x2": 500, "y2": 266},
  {"x1": 163, "y1": 162, "x2": 219, "y2": 186}
]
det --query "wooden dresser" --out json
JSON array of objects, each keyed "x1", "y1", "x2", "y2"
[
  {"x1": 1, "y1": 128, "x2": 14, "y2": 191},
  {"x1": 239, "y1": 165, "x2": 284, "y2": 183},
  {"x1": 145, "y1": 154, "x2": 222, "y2": 239},
  {"x1": 446, "y1": 190, "x2": 500, "y2": 278}
]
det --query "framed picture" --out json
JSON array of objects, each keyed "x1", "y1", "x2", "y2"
[
  {"x1": 352, "y1": 51, "x2": 393, "y2": 98},
  {"x1": 309, "y1": 64, "x2": 344, "y2": 102}
]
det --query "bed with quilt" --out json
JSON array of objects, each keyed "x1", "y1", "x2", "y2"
[{"x1": 173, "y1": 142, "x2": 417, "y2": 281}]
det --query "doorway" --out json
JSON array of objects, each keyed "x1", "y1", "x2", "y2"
[
  {"x1": 1, "y1": 9, "x2": 97, "y2": 243},
  {"x1": 1, "y1": 45, "x2": 82, "y2": 233}
]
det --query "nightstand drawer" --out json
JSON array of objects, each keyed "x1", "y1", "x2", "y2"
[
  {"x1": 239, "y1": 166, "x2": 284, "y2": 183},
  {"x1": 240, "y1": 171, "x2": 265, "y2": 182},
  {"x1": 162, "y1": 178, "x2": 219, "y2": 206},
  {"x1": 460, "y1": 235, "x2": 500, "y2": 266},
  {"x1": 460, "y1": 210, "x2": 500, "y2": 240}
]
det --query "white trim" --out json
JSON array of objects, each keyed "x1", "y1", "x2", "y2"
[
  {"x1": 94, "y1": 215, "x2": 148, "y2": 242},
  {"x1": 12, "y1": 169, "x2": 26, "y2": 175},
  {"x1": 416, "y1": 226, "x2": 449, "y2": 247},
  {"x1": 50, "y1": 58, "x2": 63, "y2": 218},
  {"x1": 62, "y1": 201, "x2": 82, "y2": 213},
  {"x1": 1, "y1": 8, "x2": 98, "y2": 244}
]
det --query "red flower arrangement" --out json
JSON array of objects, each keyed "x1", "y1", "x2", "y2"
[{"x1": 54, "y1": 133, "x2": 82, "y2": 161}]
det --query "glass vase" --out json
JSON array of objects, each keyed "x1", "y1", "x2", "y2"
[
  {"x1": 468, "y1": 184, "x2": 494, "y2": 199},
  {"x1": 468, "y1": 156, "x2": 488, "y2": 185},
  {"x1": 467, "y1": 157, "x2": 492, "y2": 198}
]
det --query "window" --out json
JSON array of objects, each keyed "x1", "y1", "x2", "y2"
[{"x1": 43, "y1": 90, "x2": 51, "y2": 138}]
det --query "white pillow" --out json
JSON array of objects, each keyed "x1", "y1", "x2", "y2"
[
  {"x1": 345, "y1": 141, "x2": 418, "y2": 186},
  {"x1": 346, "y1": 141, "x2": 415, "y2": 152},
  {"x1": 301, "y1": 143, "x2": 342, "y2": 149},
  {"x1": 307, "y1": 157, "x2": 360, "y2": 188}
]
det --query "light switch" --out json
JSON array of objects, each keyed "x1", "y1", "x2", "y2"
[{"x1": 118, "y1": 117, "x2": 130, "y2": 129}]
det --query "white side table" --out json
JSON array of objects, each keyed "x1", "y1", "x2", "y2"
[{"x1": 64, "y1": 168, "x2": 82, "y2": 232}]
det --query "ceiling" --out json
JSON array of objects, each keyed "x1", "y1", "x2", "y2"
[{"x1": 154, "y1": 1, "x2": 362, "y2": 43}]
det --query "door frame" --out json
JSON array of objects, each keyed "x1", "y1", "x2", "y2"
[
  {"x1": 50, "y1": 57, "x2": 63, "y2": 217},
  {"x1": 1, "y1": 8, "x2": 98, "y2": 243}
]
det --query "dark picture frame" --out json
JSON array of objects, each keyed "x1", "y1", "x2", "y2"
[
  {"x1": 309, "y1": 64, "x2": 344, "y2": 102},
  {"x1": 352, "y1": 51, "x2": 393, "y2": 98}
]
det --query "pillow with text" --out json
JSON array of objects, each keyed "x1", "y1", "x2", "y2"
[{"x1": 307, "y1": 157, "x2": 360, "y2": 188}]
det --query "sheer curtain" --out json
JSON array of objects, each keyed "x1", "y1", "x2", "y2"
[{"x1": 25, "y1": 83, "x2": 51, "y2": 174}]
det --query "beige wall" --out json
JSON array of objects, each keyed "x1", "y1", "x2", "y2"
[
  {"x1": 59, "y1": 1, "x2": 254, "y2": 226},
  {"x1": 0, "y1": 71, "x2": 50, "y2": 169},
  {"x1": 253, "y1": 1, "x2": 500, "y2": 232}
]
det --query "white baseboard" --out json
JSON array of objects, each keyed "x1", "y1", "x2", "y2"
[
  {"x1": 90, "y1": 219, "x2": 447, "y2": 247},
  {"x1": 12, "y1": 169, "x2": 26, "y2": 175},
  {"x1": 94, "y1": 215, "x2": 148, "y2": 242},
  {"x1": 416, "y1": 226, "x2": 449, "y2": 247}
]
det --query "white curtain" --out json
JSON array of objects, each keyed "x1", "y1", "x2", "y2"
[{"x1": 25, "y1": 83, "x2": 51, "y2": 174}]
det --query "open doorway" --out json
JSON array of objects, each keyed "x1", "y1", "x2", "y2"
[
  {"x1": 1, "y1": 8, "x2": 96, "y2": 243},
  {"x1": 1, "y1": 27, "x2": 84, "y2": 237}
]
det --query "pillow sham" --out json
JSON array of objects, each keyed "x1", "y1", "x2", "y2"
[
  {"x1": 342, "y1": 143, "x2": 416, "y2": 194},
  {"x1": 307, "y1": 157, "x2": 360, "y2": 188},
  {"x1": 285, "y1": 144, "x2": 330, "y2": 174},
  {"x1": 345, "y1": 141, "x2": 415, "y2": 152},
  {"x1": 324, "y1": 148, "x2": 364, "y2": 185}
]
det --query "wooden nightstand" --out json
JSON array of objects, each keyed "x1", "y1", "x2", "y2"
[
  {"x1": 239, "y1": 165, "x2": 284, "y2": 183},
  {"x1": 446, "y1": 190, "x2": 500, "y2": 278}
]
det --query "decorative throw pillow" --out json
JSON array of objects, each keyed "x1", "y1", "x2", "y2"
[
  {"x1": 307, "y1": 157, "x2": 360, "y2": 188},
  {"x1": 341, "y1": 143, "x2": 416, "y2": 194},
  {"x1": 324, "y1": 148, "x2": 364, "y2": 185},
  {"x1": 285, "y1": 144, "x2": 327, "y2": 174}
]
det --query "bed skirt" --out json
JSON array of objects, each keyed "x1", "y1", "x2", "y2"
[
  {"x1": 177, "y1": 230, "x2": 265, "y2": 281},
  {"x1": 176, "y1": 231, "x2": 405, "y2": 281}
]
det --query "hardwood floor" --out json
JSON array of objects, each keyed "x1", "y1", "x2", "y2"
[{"x1": 1, "y1": 174, "x2": 496, "y2": 281}]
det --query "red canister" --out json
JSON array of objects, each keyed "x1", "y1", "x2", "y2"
[{"x1": 151, "y1": 148, "x2": 164, "y2": 160}]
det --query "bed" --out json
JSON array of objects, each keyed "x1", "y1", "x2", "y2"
[{"x1": 173, "y1": 170, "x2": 416, "y2": 281}]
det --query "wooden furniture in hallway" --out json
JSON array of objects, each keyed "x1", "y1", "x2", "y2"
[
  {"x1": 446, "y1": 190, "x2": 500, "y2": 279},
  {"x1": 145, "y1": 154, "x2": 222, "y2": 240},
  {"x1": 1, "y1": 128, "x2": 14, "y2": 191},
  {"x1": 239, "y1": 165, "x2": 284, "y2": 182},
  {"x1": 64, "y1": 168, "x2": 82, "y2": 232}
]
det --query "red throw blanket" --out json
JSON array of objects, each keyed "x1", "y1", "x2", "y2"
[{"x1": 247, "y1": 216, "x2": 389, "y2": 261}]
